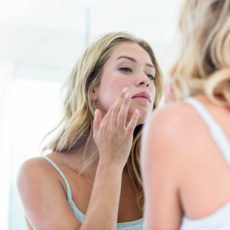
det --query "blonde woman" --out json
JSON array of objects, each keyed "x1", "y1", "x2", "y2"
[
  {"x1": 142, "y1": 0, "x2": 230, "y2": 229},
  {"x1": 17, "y1": 32, "x2": 163, "y2": 230}
]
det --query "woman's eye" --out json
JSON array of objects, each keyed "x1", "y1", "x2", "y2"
[
  {"x1": 119, "y1": 67, "x2": 132, "y2": 72},
  {"x1": 147, "y1": 74, "x2": 155, "y2": 81}
]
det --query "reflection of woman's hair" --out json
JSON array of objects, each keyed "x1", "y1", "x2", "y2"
[
  {"x1": 43, "y1": 32, "x2": 163, "y2": 210},
  {"x1": 173, "y1": 0, "x2": 230, "y2": 106}
]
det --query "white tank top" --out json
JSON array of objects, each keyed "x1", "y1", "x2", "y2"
[{"x1": 180, "y1": 98, "x2": 230, "y2": 230}]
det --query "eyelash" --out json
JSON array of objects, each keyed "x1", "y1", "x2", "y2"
[
  {"x1": 119, "y1": 67, "x2": 132, "y2": 72},
  {"x1": 147, "y1": 74, "x2": 155, "y2": 81},
  {"x1": 119, "y1": 67, "x2": 155, "y2": 81}
]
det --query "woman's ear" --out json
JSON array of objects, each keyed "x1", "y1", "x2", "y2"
[{"x1": 91, "y1": 87, "x2": 98, "y2": 102}]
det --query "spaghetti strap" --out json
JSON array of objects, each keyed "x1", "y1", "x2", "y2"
[
  {"x1": 42, "y1": 156, "x2": 143, "y2": 228},
  {"x1": 42, "y1": 156, "x2": 85, "y2": 222},
  {"x1": 42, "y1": 156, "x2": 73, "y2": 201},
  {"x1": 185, "y1": 98, "x2": 230, "y2": 164}
]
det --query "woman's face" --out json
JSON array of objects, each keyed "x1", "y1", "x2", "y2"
[{"x1": 93, "y1": 41, "x2": 156, "y2": 125}]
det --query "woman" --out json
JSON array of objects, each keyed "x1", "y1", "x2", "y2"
[
  {"x1": 142, "y1": 1, "x2": 230, "y2": 229},
  {"x1": 17, "y1": 32, "x2": 163, "y2": 229}
]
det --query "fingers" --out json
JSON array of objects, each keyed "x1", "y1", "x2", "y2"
[
  {"x1": 95, "y1": 87, "x2": 135, "y2": 133},
  {"x1": 127, "y1": 109, "x2": 139, "y2": 135},
  {"x1": 93, "y1": 109, "x2": 102, "y2": 139},
  {"x1": 110, "y1": 88, "x2": 129, "y2": 127},
  {"x1": 100, "y1": 103, "x2": 113, "y2": 126},
  {"x1": 164, "y1": 77, "x2": 175, "y2": 104},
  {"x1": 117, "y1": 90, "x2": 130, "y2": 129}
]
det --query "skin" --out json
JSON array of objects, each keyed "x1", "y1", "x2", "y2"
[
  {"x1": 142, "y1": 94, "x2": 230, "y2": 230},
  {"x1": 164, "y1": 62, "x2": 177, "y2": 104},
  {"x1": 93, "y1": 41, "x2": 156, "y2": 124},
  {"x1": 17, "y1": 41, "x2": 156, "y2": 230}
]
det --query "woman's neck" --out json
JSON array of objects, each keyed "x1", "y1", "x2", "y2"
[{"x1": 77, "y1": 136, "x2": 99, "y2": 178}]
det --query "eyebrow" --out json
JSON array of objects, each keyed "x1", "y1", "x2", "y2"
[{"x1": 116, "y1": 56, "x2": 155, "y2": 68}]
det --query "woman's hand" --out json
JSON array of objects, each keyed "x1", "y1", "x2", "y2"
[
  {"x1": 93, "y1": 87, "x2": 139, "y2": 169},
  {"x1": 164, "y1": 61, "x2": 178, "y2": 104},
  {"x1": 164, "y1": 77, "x2": 176, "y2": 104}
]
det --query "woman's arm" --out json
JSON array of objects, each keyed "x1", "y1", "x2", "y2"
[
  {"x1": 85, "y1": 88, "x2": 139, "y2": 229},
  {"x1": 141, "y1": 107, "x2": 183, "y2": 230},
  {"x1": 18, "y1": 88, "x2": 139, "y2": 230},
  {"x1": 17, "y1": 159, "x2": 125, "y2": 230},
  {"x1": 17, "y1": 158, "x2": 82, "y2": 230}
]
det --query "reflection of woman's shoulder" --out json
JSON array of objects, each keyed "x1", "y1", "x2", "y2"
[
  {"x1": 17, "y1": 156, "x2": 67, "y2": 207},
  {"x1": 19, "y1": 157, "x2": 53, "y2": 175},
  {"x1": 18, "y1": 156, "x2": 63, "y2": 185}
]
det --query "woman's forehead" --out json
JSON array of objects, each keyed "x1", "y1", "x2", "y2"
[{"x1": 109, "y1": 42, "x2": 153, "y2": 65}]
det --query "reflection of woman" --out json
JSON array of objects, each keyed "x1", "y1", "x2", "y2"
[
  {"x1": 17, "y1": 32, "x2": 163, "y2": 229},
  {"x1": 142, "y1": 1, "x2": 230, "y2": 229}
]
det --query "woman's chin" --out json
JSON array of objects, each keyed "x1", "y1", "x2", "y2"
[
  {"x1": 137, "y1": 115, "x2": 149, "y2": 125},
  {"x1": 128, "y1": 108, "x2": 151, "y2": 126}
]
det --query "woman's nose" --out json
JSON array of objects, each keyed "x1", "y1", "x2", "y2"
[{"x1": 136, "y1": 74, "x2": 150, "y2": 87}]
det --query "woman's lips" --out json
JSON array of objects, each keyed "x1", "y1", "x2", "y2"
[{"x1": 131, "y1": 91, "x2": 151, "y2": 102}]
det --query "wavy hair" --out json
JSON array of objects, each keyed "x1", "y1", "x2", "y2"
[
  {"x1": 172, "y1": 0, "x2": 230, "y2": 106},
  {"x1": 43, "y1": 32, "x2": 163, "y2": 210}
]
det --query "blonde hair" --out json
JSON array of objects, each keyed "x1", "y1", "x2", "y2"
[
  {"x1": 43, "y1": 32, "x2": 163, "y2": 210},
  {"x1": 173, "y1": 0, "x2": 230, "y2": 106}
]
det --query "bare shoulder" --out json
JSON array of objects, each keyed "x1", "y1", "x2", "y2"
[
  {"x1": 144, "y1": 101, "x2": 194, "y2": 144},
  {"x1": 142, "y1": 103, "x2": 189, "y2": 230},
  {"x1": 17, "y1": 156, "x2": 81, "y2": 229},
  {"x1": 141, "y1": 101, "x2": 197, "y2": 180},
  {"x1": 17, "y1": 156, "x2": 65, "y2": 207},
  {"x1": 18, "y1": 156, "x2": 51, "y2": 172},
  {"x1": 17, "y1": 157, "x2": 58, "y2": 187}
]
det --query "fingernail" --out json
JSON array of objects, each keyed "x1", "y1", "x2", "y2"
[
  {"x1": 135, "y1": 109, "x2": 139, "y2": 115},
  {"x1": 122, "y1": 87, "x2": 128, "y2": 93},
  {"x1": 125, "y1": 92, "x2": 129, "y2": 99}
]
